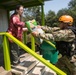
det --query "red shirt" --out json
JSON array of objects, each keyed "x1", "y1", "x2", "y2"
[{"x1": 8, "y1": 14, "x2": 25, "y2": 41}]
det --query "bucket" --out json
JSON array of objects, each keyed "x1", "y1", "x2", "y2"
[{"x1": 40, "y1": 41, "x2": 58, "y2": 64}]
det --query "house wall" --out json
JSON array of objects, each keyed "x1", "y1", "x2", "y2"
[
  {"x1": 0, "y1": 9, "x2": 8, "y2": 44},
  {"x1": 0, "y1": 9, "x2": 8, "y2": 32}
]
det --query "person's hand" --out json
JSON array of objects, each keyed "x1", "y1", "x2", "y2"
[
  {"x1": 31, "y1": 31, "x2": 39, "y2": 37},
  {"x1": 8, "y1": 31, "x2": 13, "y2": 43},
  {"x1": 30, "y1": 23, "x2": 35, "y2": 28},
  {"x1": 37, "y1": 25, "x2": 41, "y2": 28},
  {"x1": 23, "y1": 28, "x2": 28, "y2": 32}
]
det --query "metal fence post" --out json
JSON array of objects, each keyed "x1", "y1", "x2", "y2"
[
  {"x1": 31, "y1": 35, "x2": 35, "y2": 52},
  {"x1": 3, "y1": 35, "x2": 11, "y2": 70}
]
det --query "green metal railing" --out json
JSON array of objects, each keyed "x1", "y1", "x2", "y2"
[
  {"x1": 0, "y1": 32, "x2": 67, "y2": 75},
  {"x1": 31, "y1": 35, "x2": 35, "y2": 51},
  {"x1": 3, "y1": 35, "x2": 11, "y2": 70}
]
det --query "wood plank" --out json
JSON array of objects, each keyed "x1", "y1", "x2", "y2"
[
  {"x1": 11, "y1": 53, "x2": 40, "y2": 75},
  {"x1": 11, "y1": 53, "x2": 56, "y2": 75},
  {"x1": 20, "y1": 53, "x2": 32, "y2": 62},
  {"x1": 27, "y1": 62, "x2": 45, "y2": 75},
  {"x1": 43, "y1": 66, "x2": 57, "y2": 75}
]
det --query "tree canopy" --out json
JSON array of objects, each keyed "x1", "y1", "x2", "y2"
[
  {"x1": 12, "y1": 0, "x2": 76, "y2": 27},
  {"x1": 45, "y1": 0, "x2": 76, "y2": 26}
]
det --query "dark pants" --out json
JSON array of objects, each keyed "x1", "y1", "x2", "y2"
[{"x1": 9, "y1": 42, "x2": 20, "y2": 65}]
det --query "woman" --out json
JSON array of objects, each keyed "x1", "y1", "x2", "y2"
[{"x1": 7, "y1": 5, "x2": 27, "y2": 65}]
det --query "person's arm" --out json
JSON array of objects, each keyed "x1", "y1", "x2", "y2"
[
  {"x1": 41, "y1": 26, "x2": 60, "y2": 33},
  {"x1": 7, "y1": 31, "x2": 13, "y2": 42},
  {"x1": 32, "y1": 29, "x2": 75, "y2": 42},
  {"x1": 12, "y1": 16, "x2": 25, "y2": 27},
  {"x1": 53, "y1": 29, "x2": 75, "y2": 42}
]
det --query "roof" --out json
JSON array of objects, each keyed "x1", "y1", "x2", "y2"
[{"x1": 0, "y1": 0, "x2": 51, "y2": 10}]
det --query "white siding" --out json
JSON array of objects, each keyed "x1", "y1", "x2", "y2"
[
  {"x1": 0, "y1": 9, "x2": 8, "y2": 32},
  {"x1": 0, "y1": 9, "x2": 8, "y2": 44}
]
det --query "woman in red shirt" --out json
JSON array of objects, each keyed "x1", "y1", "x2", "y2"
[{"x1": 7, "y1": 5, "x2": 27, "y2": 65}]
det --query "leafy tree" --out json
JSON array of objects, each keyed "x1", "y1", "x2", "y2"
[
  {"x1": 68, "y1": 0, "x2": 76, "y2": 26},
  {"x1": 68, "y1": 0, "x2": 76, "y2": 10},
  {"x1": 23, "y1": 6, "x2": 41, "y2": 24},
  {"x1": 56, "y1": 0, "x2": 76, "y2": 26},
  {"x1": 57, "y1": 8, "x2": 69, "y2": 17},
  {"x1": 45, "y1": 10, "x2": 58, "y2": 27}
]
